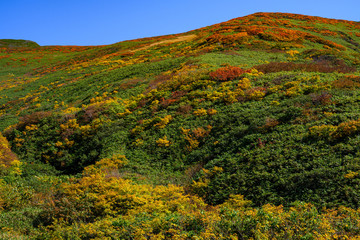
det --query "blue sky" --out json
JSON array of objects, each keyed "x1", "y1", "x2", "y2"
[{"x1": 1, "y1": 0, "x2": 359, "y2": 46}]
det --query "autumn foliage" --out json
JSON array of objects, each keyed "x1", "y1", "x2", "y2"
[
  {"x1": 0, "y1": 132, "x2": 18, "y2": 168},
  {"x1": 1, "y1": 11, "x2": 360, "y2": 239},
  {"x1": 210, "y1": 66, "x2": 248, "y2": 81}
]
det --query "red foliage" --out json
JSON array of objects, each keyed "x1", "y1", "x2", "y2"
[
  {"x1": 149, "y1": 73, "x2": 174, "y2": 89},
  {"x1": 159, "y1": 91, "x2": 187, "y2": 108},
  {"x1": 0, "y1": 54, "x2": 10, "y2": 59},
  {"x1": 255, "y1": 61, "x2": 356, "y2": 74},
  {"x1": 333, "y1": 76, "x2": 360, "y2": 89},
  {"x1": 120, "y1": 52, "x2": 134, "y2": 57},
  {"x1": 17, "y1": 111, "x2": 52, "y2": 130},
  {"x1": 210, "y1": 66, "x2": 248, "y2": 81},
  {"x1": 304, "y1": 34, "x2": 347, "y2": 51},
  {"x1": 119, "y1": 78, "x2": 143, "y2": 90},
  {"x1": 310, "y1": 92, "x2": 333, "y2": 105},
  {"x1": 206, "y1": 32, "x2": 249, "y2": 46},
  {"x1": 177, "y1": 104, "x2": 193, "y2": 115},
  {"x1": 259, "y1": 28, "x2": 307, "y2": 42}
]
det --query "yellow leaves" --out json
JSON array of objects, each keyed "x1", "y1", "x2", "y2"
[
  {"x1": 134, "y1": 138, "x2": 144, "y2": 146},
  {"x1": 221, "y1": 194, "x2": 252, "y2": 209},
  {"x1": 154, "y1": 115, "x2": 173, "y2": 129},
  {"x1": 247, "y1": 68, "x2": 264, "y2": 77},
  {"x1": 62, "y1": 171, "x2": 146, "y2": 217},
  {"x1": 83, "y1": 154, "x2": 128, "y2": 177},
  {"x1": 246, "y1": 88, "x2": 266, "y2": 100},
  {"x1": 25, "y1": 124, "x2": 38, "y2": 131},
  {"x1": 286, "y1": 50, "x2": 300, "y2": 57},
  {"x1": 207, "y1": 108, "x2": 217, "y2": 115},
  {"x1": 0, "y1": 134, "x2": 10, "y2": 149},
  {"x1": 181, "y1": 126, "x2": 212, "y2": 151},
  {"x1": 13, "y1": 137, "x2": 25, "y2": 147},
  {"x1": 117, "y1": 108, "x2": 131, "y2": 117},
  {"x1": 0, "y1": 133, "x2": 21, "y2": 175},
  {"x1": 0, "y1": 109, "x2": 6, "y2": 118},
  {"x1": 190, "y1": 167, "x2": 223, "y2": 198},
  {"x1": 193, "y1": 108, "x2": 207, "y2": 116},
  {"x1": 8, "y1": 159, "x2": 22, "y2": 176},
  {"x1": 60, "y1": 117, "x2": 109, "y2": 137},
  {"x1": 181, "y1": 127, "x2": 199, "y2": 151},
  {"x1": 64, "y1": 138, "x2": 74, "y2": 147},
  {"x1": 286, "y1": 50, "x2": 300, "y2": 60},
  {"x1": 96, "y1": 154, "x2": 127, "y2": 170},
  {"x1": 61, "y1": 106, "x2": 81, "y2": 115},
  {"x1": 131, "y1": 125, "x2": 144, "y2": 135},
  {"x1": 156, "y1": 136, "x2": 171, "y2": 147},
  {"x1": 237, "y1": 77, "x2": 252, "y2": 90},
  {"x1": 334, "y1": 120, "x2": 360, "y2": 138},
  {"x1": 344, "y1": 171, "x2": 359, "y2": 179},
  {"x1": 60, "y1": 119, "x2": 79, "y2": 130},
  {"x1": 309, "y1": 118, "x2": 360, "y2": 140},
  {"x1": 271, "y1": 100, "x2": 280, "y2": 106},
  {"x1": 323, "y1": 112, "x2": 333, "y2": 117},
  {"x1": 309, "y1": 125, "x2": 337, "y2": 138}
]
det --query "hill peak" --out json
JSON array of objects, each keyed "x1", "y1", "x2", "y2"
[{"x1": 0, "y1": 39, "x2": 40, "y2": 48}]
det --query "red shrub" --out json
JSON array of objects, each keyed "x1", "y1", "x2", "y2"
[
  {"x1": 210, "y1": 66, "x2": 248, "y2": 81},
  {"x1": 177, "y1": 104, "x2": 193, "y2": 115},
  {"x1": 310, "y1": 92, "x2": 333, "y2": 105},
  {"x1": 17, "y1": 111, "x2": 52, "y2": 130},
  {"x1": 255, "y1": 61, "x2": 356, "y2": 74},
  {"x1": 333, "y1": 76, "x2": 360, "y2": 89}
]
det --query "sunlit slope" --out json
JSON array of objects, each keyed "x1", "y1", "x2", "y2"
[{"x1": 0, "y1": 12, "x2": 360, "y2": 208}]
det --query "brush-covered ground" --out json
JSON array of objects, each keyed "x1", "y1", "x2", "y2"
[{"x1": 2, "y1": 12, "x2": 360, "y2": 239}]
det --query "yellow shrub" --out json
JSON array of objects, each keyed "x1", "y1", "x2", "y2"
[
  {"x1": 247, "y1": 89, "x2": 266, "y2": 100},
  {"x1": 0, "y1": 133, "x2": 20, "y2": 172},
  {"x1": 344, "y1": 171, "x2": 359, "y2": 179},
  {"x1": 93, "y1": 154, "x2": 127, "y2": 171},
  {"x1": 309, "y1": 125, "x2": 337, "y2": 138},
  {"x1": 286, "y1": 50, "x2": 299, "y2": 57},
  {"x1": 154, "y1": 115, "x2": 173, "y2": 129},
  {"x1": 237, "y1": 77, "x2": 251, "y2": 90},
  {"x1": 25, "y1": 124, "x2": 38, "y2": 131},
  {"x1": 221, "y1": 194, "x2": 252, "y2": 209},
  {"x1": 207, "y1": 108, "x2": 217, "y2": 115},
  {"x1": 193, "y1": 108, "x2": 207, "y2": 116},
  {"x1": 156, "y1": 136, "x2": 171, "y2": 147}
]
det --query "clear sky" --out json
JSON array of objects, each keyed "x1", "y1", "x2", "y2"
[{"x1": 1, "y1": 0, "x2": 360, "y2": 46}]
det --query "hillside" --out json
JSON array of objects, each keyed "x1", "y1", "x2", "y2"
[
  {"x1": 0, "y1": 39, "x2": 40, "y2": 48},
  {"x1": 1, "y1": 12, "x2": 360, "y2": 239}
]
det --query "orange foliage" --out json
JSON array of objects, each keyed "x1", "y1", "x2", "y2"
[
  {"x1": 333, "y1": 76, "x2": 360, "y2": 89},
  {"x1": 259, "y1": 28, "x2": 307, "y2": 42},
  {"x1": 206, "y1": 32, "x2": 249, "y2": 46},
  {"x1": 210, "y1": 66, "x2": 248, "y2": 81},
  {"x1": 255, "y1": 61, "x2": 356, "y2": 74}
]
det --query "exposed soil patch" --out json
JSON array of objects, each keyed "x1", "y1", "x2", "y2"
[{"x1": 132, "y1": 34, "x2": 197, "y2": 52}]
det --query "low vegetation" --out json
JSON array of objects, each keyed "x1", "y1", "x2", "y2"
[{"x1": 1, "y1": 12, "x2": 360, "y2": 239}]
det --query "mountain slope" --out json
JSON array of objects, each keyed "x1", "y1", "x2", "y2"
[
  {"x1": 0, "y1": 39, "x2": 40, "y2": 48},
  {"x1": 1, "y1": 12, "x2": 360, "y2": 238}
]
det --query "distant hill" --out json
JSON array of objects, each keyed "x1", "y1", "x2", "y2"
[{"x1": 0, "y1": 39, "x2": 40, "y2": 48}]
